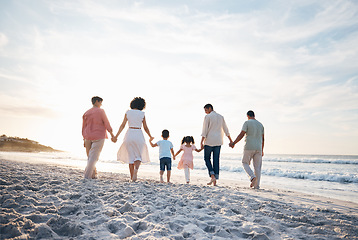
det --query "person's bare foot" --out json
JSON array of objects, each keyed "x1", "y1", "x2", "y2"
[
  {"x1": 92, "y1": 168, "x2": 98, "y2": 179},
  {"x1": 160, "y1": 175, "x2": 164, "y2": 183},
  {"x1": 207, "y1": 176, "x2": 216, "y2": 185},
  {"x1": 213, "y1": 179, "x2": 217, "y2": 186},
  {"x1": 250, "y1": 177, "x2": 256, "y2": 188},
  {"x1": 132, "y1": 168, "x2": 138, "y2": 182}
]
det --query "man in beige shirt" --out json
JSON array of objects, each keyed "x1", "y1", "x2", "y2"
[{"x1": 201, "y1": 104, "x2": 233, "y2": 186}]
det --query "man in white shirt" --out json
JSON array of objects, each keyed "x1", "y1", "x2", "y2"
[
  {"x1": 201, "y1": 104, "x2": 233, "y2": 186},
  {"x1": 230, "y1": 110, "x2": 264, "y2": 189}
]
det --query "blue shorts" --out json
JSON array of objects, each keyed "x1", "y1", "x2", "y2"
[{"x1": 160, "y1": 157, "x2": 172, "y2": 171}]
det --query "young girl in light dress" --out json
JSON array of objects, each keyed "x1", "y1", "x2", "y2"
[{"x1": 174, "y1": 136, "x2": 202, "y2": 184}]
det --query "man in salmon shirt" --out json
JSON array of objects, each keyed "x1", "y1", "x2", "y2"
[{"x1": 82, "y1": 96, "x2": 114, "y2": 179}]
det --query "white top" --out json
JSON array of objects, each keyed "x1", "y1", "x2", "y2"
[
  {"x1": 156, "y1": 140, "x2": 173, "y2": 159},
  {"x1": 126, "y1": 109, "x2": 144, "y2": 128},
  {"x1": 242, "y1": 119, "x2": 264, "y2": 151},
  {"x1": 201, "y1": 111, "x2": 230, "y2": 146}
]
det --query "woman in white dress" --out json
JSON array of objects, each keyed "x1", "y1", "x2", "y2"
[{"x1": 112, "y1": 97, "x2": 153, "y2": 181}]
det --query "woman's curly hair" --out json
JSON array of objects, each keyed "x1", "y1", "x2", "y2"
[{"x1": 130, "y1": 97, "x2": 146, "y2": 110}]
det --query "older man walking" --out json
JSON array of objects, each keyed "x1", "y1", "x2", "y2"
[
  {"x1": 82, "y1": 96, "x2": 114, "y2": 179},
  {"x1": 230, "y1": 110, "x2": 264, "y2": 189},
  {"x1": 201, "y1": 104, "x2": 233, "y2": 186}
]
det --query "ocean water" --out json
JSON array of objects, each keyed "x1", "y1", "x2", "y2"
[{"x1": 1, "y1": 151, "x2": 357, "y2": 204}]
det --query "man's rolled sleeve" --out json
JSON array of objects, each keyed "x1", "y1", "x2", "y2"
[
  {"x1": 222, "y1": 117, "x2": 230, "y2": 136},
  {"x1": 201, "y1": 115, "x2": 209, "y2": 138},
  {"x1": 101, "y1": 110, "x2": 113, "y2": 133}
]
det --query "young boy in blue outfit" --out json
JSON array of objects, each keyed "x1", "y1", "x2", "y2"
[{"x1": 149, "y1": 129, "x2": 175, "y2": 183}]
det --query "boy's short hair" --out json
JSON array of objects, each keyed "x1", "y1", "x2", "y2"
[
  {"x1": 247, "y1": 110, "x2": 255, "y2": 117},
  {"x1": 204, "y1": 104, "x2": 213, "y2": 110},
  {"x1": 162, "y1": 129, "x2": 169, "y2": 138},
  {"x1": 92, "y1": 96, "x2": 103, "y2": 105}
]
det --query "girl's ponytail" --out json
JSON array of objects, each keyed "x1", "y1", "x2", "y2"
[{"x1": 182, "y1": 136, "x2": 195, "y2": 144}]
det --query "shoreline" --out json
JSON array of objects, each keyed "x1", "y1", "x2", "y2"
[
  {"x1": 138, "y1": 169, "x2": 358, "y2": 216},
  {"x1": 2, "y1": 150, "x2": 358, "y2": 206},
  {"x1": 1, "y1": 158, "x2": 357, "y2": 239}
]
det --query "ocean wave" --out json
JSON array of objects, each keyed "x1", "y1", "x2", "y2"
[
  {"x1": 193, "y1": 165, "x2": 245, "y2": 173},
  {"x1": 261, "y1": 169, "x2": 358, "y2": 183},
  {"x1": 263, "y1": 158, "x2": 358, "y2": 165},
  {"x1": 192, "y1": 154, "x2": 358, "y2": 165}
]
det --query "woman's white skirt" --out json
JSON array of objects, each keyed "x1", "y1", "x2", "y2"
[{"x1": 117, "y1": 129, "x2": 150, "y2": 164}]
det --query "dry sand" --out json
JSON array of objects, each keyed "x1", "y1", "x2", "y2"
[{"x1": 1, "y1": 159, "x2": 357, "y2": 239}]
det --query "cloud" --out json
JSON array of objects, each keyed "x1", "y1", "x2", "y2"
[
  {"x1": 0, "y1": 105, "x2": 58, "y2": 118},
  {"x1": 256, "y1": 1, "x2": 358, "y2": 43},
  {"x1": 0, "y1": 72, "x2": 35, "y2": 86},
  {"x1": 0, "y1": 33, "x2": 8, "y2": 48},
  {"x1": 0, "y1": 0, "x2": 357, "y2": 153},
  {"x1": 0, "y1": 93, "x2": 59, "y2": 118}
]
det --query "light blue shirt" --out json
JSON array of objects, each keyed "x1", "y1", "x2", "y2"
[{"x1": 156, "y1": 140, "x2": 173, "y2": 159}]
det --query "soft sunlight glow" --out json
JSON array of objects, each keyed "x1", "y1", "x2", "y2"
[{"x1": 1, "y1": 0, "x2": 358, "y2": 155}]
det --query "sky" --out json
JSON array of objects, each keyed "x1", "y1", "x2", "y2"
[{"x1": 0, "y1": 0, "x2": 357, "y2": 156}]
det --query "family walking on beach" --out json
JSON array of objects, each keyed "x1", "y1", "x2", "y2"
[{"x1": 82, "y1": 96, "x2": 264, "y2": 189}]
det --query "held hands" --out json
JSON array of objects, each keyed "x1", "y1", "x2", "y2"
[
  {"x1": 194, "y1": 146, "x2": 204, "y2": 153},
  {"x1": 109, "y1": 132, "x2": 117, "y2": 143},
  {"x1": 229, "y1": 141, "x2": 235, "y2": 148},
  {"x1": 199, "y1": 143, "x2": 204, "y2": 152}
]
